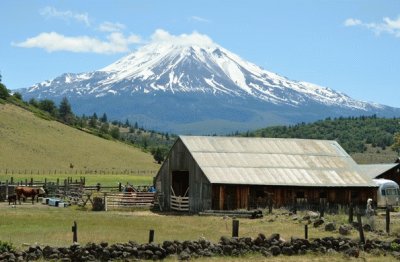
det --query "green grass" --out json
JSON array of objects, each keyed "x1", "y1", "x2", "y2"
[
  {"x1": 0, "y1": 103, "x2": 159, "y2": 171},
  {"x1": 1, "y1": 207, "x2": 398, "y2": 250},
  {"x1": 0, "y1": 173, "x2": 154, "y2": 186}
]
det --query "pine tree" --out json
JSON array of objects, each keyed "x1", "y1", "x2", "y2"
[
  {"x1": 58, "y1": 97, "x2": 74, "y2": 124},
  {"x1": 0, "y1": 83, "x2": 10, "y2": 99},
  {"x1": 153, "y1": 147, "x2": 164, "y2": 164},
  {"x1": 100, "y1": 113, "x2": 107, "y2": 123}
]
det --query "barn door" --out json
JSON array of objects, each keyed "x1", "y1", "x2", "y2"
[{"x1": 171, "y1": 171, "x2": 189, "y2": 197}]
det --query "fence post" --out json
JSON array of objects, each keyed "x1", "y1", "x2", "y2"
[
  {"x1": 356, "y1": 213, "x2": 365, "y2": 244},
  {"x1": 348, "y1": 203, "x2": 353, "y2": 223},
  {"x1": 149, "y1": 229, "x2": 155, "y2": 243},
  {"x1": 72, "y1": 221, "x2": 78, "y2": 243},
  {"x1": 304, "y1": 224, "x2": 308, "y2": 240},
  {"x1": 386, "y1": 207, "x2": 390, "y2": 234},
  {"x1": 232, "y1": 219, "x2": 239, "y2": 237},
  {"x1": 103, "y1": 193, "x2": 107, "y2": 211},
  {"x1": 5, "y1": 180, "x2": 9, "y2": 200}
]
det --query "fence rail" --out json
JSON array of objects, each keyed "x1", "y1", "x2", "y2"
[
  {"x1": 170, "y1": 196, "x2": 189, "y2": 211},
  {"x1": 105, "y1": 192, "x2": 155, "y2": 209}
]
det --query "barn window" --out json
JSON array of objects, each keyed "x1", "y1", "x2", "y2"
[{"x1": 296, "y1": 192, "x2": 305, "y2": 198}]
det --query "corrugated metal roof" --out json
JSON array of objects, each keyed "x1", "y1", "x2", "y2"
[
  {"x1": 358, "y1": 164, "x2": 399, "y2": 179},
  {"x1": 180, "y1": 136, "x2": 376, "y2": 187}
]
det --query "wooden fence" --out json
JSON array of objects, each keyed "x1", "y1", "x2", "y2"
[
  {"x1": 170, "y1": 195, "x2": 189, "y2": 211},
  {"x1": 104, "y1": 192, "x2": 155, "y2": 210}
]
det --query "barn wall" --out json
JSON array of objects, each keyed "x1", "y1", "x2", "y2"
[
  {"x1": 155, "y1": 139, "x2": 212, "y2": 213},
  {"x1": 211, "y1": 185, "x2": 377, "y2": 210},
  {"x1": 377, "y1": 167, "x2": 400, "y2": 186}
]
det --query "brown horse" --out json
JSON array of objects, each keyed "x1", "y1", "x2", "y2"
[{"x1": 15, "y1": 186, "x2": 46, "y2": 204}]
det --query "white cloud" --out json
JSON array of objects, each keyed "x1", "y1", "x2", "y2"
[
  {"x1": 344, "y1": 18, "x2": 361, "y2": 27},
  {"x1": 98, "y1": 21, "x2": 126, "y2": 32},
  {"x1": 13, "y1": 32, "x2": 141, "y2": 54},
  {"x1": 40, "y1": 6, "x2": 90, "y2": 26},
  {"x1": 344, "y1": 16, "x2": 400, "y2": 38},
  {"x1": 150, "y1": 29, "x2": 215, "y2": 47},
  {"x1": 189, "y1": 16, "x2": 211, "y2": 23}
]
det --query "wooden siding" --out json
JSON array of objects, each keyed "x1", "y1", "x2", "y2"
[
  {"x1": 155, "y1": 138, "x2": 378, "y2": 213},
  {"x1": 155, "y1": 139, "x2": 212, "y2": 213}
]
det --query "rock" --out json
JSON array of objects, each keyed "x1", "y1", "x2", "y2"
[
  {"x1": 339, "y1": 225, "x2": 351, "y2": 235},
  {"x1": 222, "y1": 245, "x2": 233, "y2": 255},
  {"x1": 267, "y1": 233, "x2": 280, "y2": 242},
  {"x1": 220, "y1": 236, "x2": 231, "y2": 245},
  {"x1": 282, "y1": 246, "x2": 294, "y2": 256},
  {"x1": 269, "y1": 245, "x2": 281, "y2": 256},
  {"x1": 307, "y1": 211, "x2": 320, "y2": 219},
  {"x1": 313, "y1": 218, "x2": 324, "y2": 227},
  {"x1": 178, "y1": 251, "x2": 191, "y2": 260},
  {"x1": 325, "y1": 222, "x2": 336, "y2": 231},
  {"x1": 344, "y1": 247, "x2": 359, "y2": 258}
]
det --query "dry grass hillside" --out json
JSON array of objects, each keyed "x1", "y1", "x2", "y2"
[{"x1": 0, "y1": 103, "x2": 158, "y2": 171}]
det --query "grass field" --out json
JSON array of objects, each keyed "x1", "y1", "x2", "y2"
[
  {"x1": 0, "y1": 103, "x2": 159, "y2": 171},
  {"x1": 1, "y1": 204, "x2": 398, "y2": 248},
  {"x1": 0, "y1": 173, "x2": 154, "y2": 186}
]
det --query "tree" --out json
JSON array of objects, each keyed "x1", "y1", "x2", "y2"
[
  {"x1": 392, "y1": 132, "x2": 400, "y2": 155},
  {"x1": 0, "y1": 83, "x2": 10, "y2": 99},
  {"x1": 39, "y1": 99, "x2": 57, "y2": 117},
  {"x1": 89, "y1": 116, "x2": 97, "y2": 128},
  {"x1": 100, "y1": 122, "x2": 109, "y2": 134},
  {"x1": 110, "y1": 127, "x2": 120, "y2": 139},
  {"x1": 58, "y1": 97, "x2": 74, "y2": 124},
  {"x1": 29, "y1": 98, "x2": 39, "y2": 107},
  {"x1": 100, "y1": 113, "x2": 107, "y2": 123},
  {"x1": 153, "y1": 147, "x2": 164, "y2": 164},
  {"x1": 12, "y1": 92, "x2": 22, "y2": 100}
]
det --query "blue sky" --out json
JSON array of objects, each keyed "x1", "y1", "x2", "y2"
[{"x1": 1, "y1": 0, "x2": 400, "y2": 107}]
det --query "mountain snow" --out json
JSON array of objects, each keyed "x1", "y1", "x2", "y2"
[{"x1": 24, "y1": 35, "x2": 383, "y2": 112}]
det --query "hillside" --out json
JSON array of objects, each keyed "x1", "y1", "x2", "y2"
[
  {"x1": 0, "y1": 102, "x2": 159, "y2": 171},
  {"x1": 242, "y1": 115, "x2": 400, "y2": 164}
]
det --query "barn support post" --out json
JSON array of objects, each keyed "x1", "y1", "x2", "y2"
[
  {"x1": 232, "y1": 220, "x2": 239, "y2": 237},
  {"x1": 348, "y1": 203, "x2": 353, "y2": 223},
  {"x1": 386, "y1": 207, "x2": 390, "y2": 234},
  {"x1": 357, "y1": 213, "x2": 365, "y2": 244},
  {"x1": 72, "y1": 221, "x2": 78, "y2": 243},
  {"x1": 149, "y1": 229, "x2": 155, "y2": 243}
]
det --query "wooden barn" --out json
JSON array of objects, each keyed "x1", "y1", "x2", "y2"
[
  {"x1": 155, "y1": 136, "x2": 377, "y2": 213},
  {"x1": 358, "y1": 163, "x2": 400, "y2": 185}
]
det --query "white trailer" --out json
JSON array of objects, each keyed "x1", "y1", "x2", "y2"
[{"x1": 373, "y1": 179, "x2": 399, "y2": 208}]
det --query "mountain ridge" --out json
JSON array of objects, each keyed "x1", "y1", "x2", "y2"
[{"x1": 19, "y1": 31, "x2": 400, "y2": 134}]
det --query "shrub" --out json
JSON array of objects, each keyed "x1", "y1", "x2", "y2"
[{"x1": 0, "y1": 240, "x2": 14, "y2": 252}]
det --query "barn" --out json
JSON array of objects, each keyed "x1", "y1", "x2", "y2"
[
  {"x1": 155, "y1": 136, "x2": 377, "y2": 213},
  {"x1": 358, "y1": 163, "x2": 400, "y2": 185}
]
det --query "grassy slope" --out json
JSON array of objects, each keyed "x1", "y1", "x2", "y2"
[{"x1": 0, "y1": 103, "x2": 158, "y2": 171}]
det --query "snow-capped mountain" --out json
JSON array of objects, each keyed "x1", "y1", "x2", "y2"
[{"x1": 20, "y1": 31, "x2": 400, "y2": 134}]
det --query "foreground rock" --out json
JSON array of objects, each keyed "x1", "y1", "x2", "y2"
[{"x1": 1, "y1": 235, "x2": 399, "y2": 261}]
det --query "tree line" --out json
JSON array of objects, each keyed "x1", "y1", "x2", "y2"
[{"x1": 238, "y1": 115, "x2": 400, "y2": 154}]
